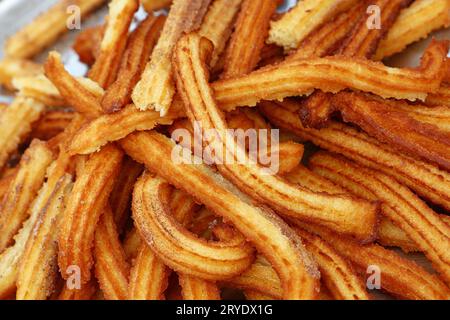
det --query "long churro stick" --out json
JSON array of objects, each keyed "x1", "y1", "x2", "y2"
[{"x1": 131, "y1": 0, "x2": 212, "y2": 115}]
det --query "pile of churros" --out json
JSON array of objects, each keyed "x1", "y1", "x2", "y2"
[{"x1": 0, "y1": 0, "x2": 449, "y2": 300}]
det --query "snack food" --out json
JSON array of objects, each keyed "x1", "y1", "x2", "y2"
[
  {"x1": 268, "y1": 0, "x2": 359, "y2": 50},
  {"x1": 101, "y1": 15, "x2": 165, "y2": 112},
  {"x1": 260, "y1": 100, "x2": 450, "y2": 211},
  {"x1": 131, "y1": 0, "x2": 212, "y2": 115},
  {"x1": 213, "y1": 40, "x2": 448, "y2": 111},
  {"x1": 4, "y1": 0, "x2": 106, "y2": 59},
  {"x1": 221, "y1": 0, "x2": 278, "y2": 79},
  {"x1": 173, "y1": 33, "x2": 378, "y2": 242},
  {"x1": 375, "y1": 0, "x2": 450, "y2": 59},
  {"x1": 1, "y1": 0, "x2": 449, "y2": 301},
  {"x1": 309, "y1": 151, "x2": 450, "y2": 286}
]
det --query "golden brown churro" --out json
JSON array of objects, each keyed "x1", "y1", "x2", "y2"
[
  {"x1": 101, "y1": 15, "x2": 165, "y2": 112},
  {"x1": 173, "y1": 33, "x2": 378, "y2": 242},
  {"x1": 88, "y1": 0, "x2": 139, "y2": 88},
  {"x1": 375, "y1": 0, "x2": 450, "y2": 59},
  {"x1": 221, "y1": 0, "x2": 279, "y2": 79},
  {"x1": 268, "y1": 0, "x2": 359, "y2": 50},
  {"x1": 141, "y1": 0, "x2": 172, "y2": 12},
  {"x1": 58, "y1": 144, "x2": 123, "y2": 284},
  {"x1": 132, "y1": 0, "x2": 212, "y2": 115},
  {"x1": 16, "y1": 175, "x2": 72, "y2": 300},
  {"x1": 94, "y1": 206, "x2": 130, "y2": 300},
  {"x1": 73, "y1": 25, "x2": 104, "y2": 66},
  {"x1": 0, "y1": 141, "x2": 54, "y2": 252},
  {"x1": 213, "y1": 40, "x2": 449, "y2": 111},
  {"x1": 198, "y1": 0, "x2": 242, "y2": 68},
  {"x1": 4, "y1": 0, "x2": 106, "y2": 59},
  {"x1": 120, "y1": 131, "x2": 320, "y2": 299},
  {"x1": 309, "y1": 152, "x2": 450, "y2": 286},
  {"x1": 332, "y1": 92, "x2": 450, "y2": 171},
  {"x1": 260, "y1": 100, "x2": 450, "y2": 211},
  {"x1": 0, "y1": 97, "x2": 45, "y2": 170},
  {"x1": 294, "y1": 222, "x2": 450, "y2": 300}
]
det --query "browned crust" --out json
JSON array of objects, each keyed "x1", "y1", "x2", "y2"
[
  {"x1": 88, "y1": 0, "x2": 139, "y2": 88},
  {"x1": 293, "y1": 221, "x2": 450, "y2": 300},
  {"x1": 0, "y1": 140, "x2": 54, "y2": 252},
  {"x1": 101, "y1": 15, "x2": 165, "y2": 113},
  {"x1": 212, "y1": 40, "x2": 449, "y2": 111},
  {"x1": 309, "y1": 152, "x2": 450, "y2": 286},
  {"x1": 173, "y1": 33, "x2": 379, "y2": 242},
  {"x1": 221, "y1": 0, "x2": 279, "y2": 79},
  {"x1": 58, "y1": 144, "x2": 123, "y2": 284},
  {"x1": 259, "y1": 100, "x2": 450, "y2": 212},
  {"x1": 73, "y1": 25, "x2": 104, "y2": 66},
  {"x1": 94, "y1": 206, "x2": 130, "y2": 300},
  {"x1": 332, "y1": 92, "x2": 450, "y2": 171},
  {"x1": 132, "y1": 173, "x2": 255, "y2": 280},
  {"x1": 120, "y1": 131, "x2": 320, "y2": 299}
]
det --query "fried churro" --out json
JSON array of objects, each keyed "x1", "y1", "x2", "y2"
[
  {"x1": 0, "y1": 140, "x2": 54, "y2": 252},
  {"x1": 87, "y1": 0, "x2": 139, "y2": 88},
  {"x1": 173, "y1": 33, "x2": 378, "y2": 242},
  {"x1": 221, "y1": 0, "x2": 279, "y2": 79},
  {"x1": 213, "y1": 40, "x2": 449, "y2": 111},
  {"x1": 94, "y1": 206, "x2": 130, "y2": 300},
  {"x1": 268, "y1": 0, "x2": 359, "y2": 50},
  {"x1": 141, "y1": 0, "x2": 172, "y2": 12},
  {"x1": 101, "y1": 15, "x2": 165, "y2": 112},
  {"x1": 375, "y1": 0, "x2": 450, "y2": 59},
  {"x1": 260, "y1": 100, "x2": 450, "y2": 212},
  {"x1": 121, "y1": 131, "x2": 320, "y2": 299},
  {"x1": 58, "y1": 144, "x2": 123, "y2": 284},
  {"x1": 131, "y1": 0, "x2": 212, "y2": 115},
  {"x1": 0, "y1": 58, "x2": 42, "y2": 91},
  {"x1": 4, "y1": 0, "x2": 106, "y2": 59},
  {"x1": 16, "y1": 174, "x2": 72, "y2": 300},
  {"x1": 309, "y1": 151, "x2": 450, "y2": 286}
]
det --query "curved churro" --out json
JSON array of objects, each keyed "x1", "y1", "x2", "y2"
[
  {"x1": 0, "y1": 140, "x2": 54, "y2": 252},
  {"x1": 101, "y1": 15, "x2": 165, "y2": 112},
  {"x1": 260, "y1": 100, "x2": 450, "y2": 211},
  {"x1": 128, "y1": 243, "x2": 170, "y2": 300},
  {"x1": 129, "y1": 186, "x2": 198, "y2": 300},
  {"x1": 309, "y1": 152, "x2": 450, "y2": 286},
  {"x1": 68, "y1": 103, "x2": 184, "y2": 155},
  {"x1": 131, "y1": 0, "x2": 212, "y2": 115},
  {"x1": 121, "y1": 131, "x2": 320, "y2": 299},
  {"x1": 132, "y1": 173, "x2": 255, "y2": 280},
  {"x1": 94, "y1": 206, "x2": 130, "y2": 300},
  {"x1": 58, "y1": 144, "x2": 123, "y2": 284},
  {"x1": 221, "y1": 0, "x2": 278, "y2": 79},
  {"x1": 16, "y1": 175, "x2": 72, "y2": 300},
  {"x1": 213, "y1": 40, "x2": 449, "y2": 111},
  {"x1": 88, "y1": 0, "x2": 139, "y2": 88},
  {"x1": 44, "y1": 52, "x2": 104, "y2": 118},
  {"x1": 375, "y1": 0, "x2": 450, "y2": 60},
  {"x1": 294, "y1": 222, "x2": 450, "y2": 300},
  {"x1": 179, "y1": 275, "x2": 221, "y2": 300},
  {"x1": 173, "y1": 33, "x2": 378, "y2": 241}
]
